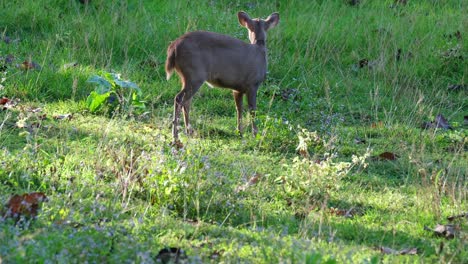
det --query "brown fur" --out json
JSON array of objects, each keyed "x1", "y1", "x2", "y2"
[{"x1": 165, "y1": 11, "x2": 279, "y2": 144}]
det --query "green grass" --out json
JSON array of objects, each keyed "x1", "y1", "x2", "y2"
[{"x1": 1, "y1": 0, "x2": 467, "y2": 263}]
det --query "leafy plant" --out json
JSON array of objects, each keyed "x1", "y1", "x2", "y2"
[
  {"x1": 281, "y1": 128, "x2": 369, "y2": 211},
  {"x1": 86, "y1": 72, "x2": 145, "y2": 115}
]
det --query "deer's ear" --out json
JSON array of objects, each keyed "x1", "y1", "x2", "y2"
[
  {"x1": 238, "y1": 11, "x2": 252, "y2": 28},
  {"x1": 265, "y1": 12, "x2": 279, "y2": 31}
]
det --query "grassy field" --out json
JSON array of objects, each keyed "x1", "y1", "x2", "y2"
[{"x1": 1, "y1": 0, "x2": 467, "y2": 263}]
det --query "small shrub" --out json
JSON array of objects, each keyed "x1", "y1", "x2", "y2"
[{"x1": 86, "y1": 72, "x2": 145, "y2": 115}]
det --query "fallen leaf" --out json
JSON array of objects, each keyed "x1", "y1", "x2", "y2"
[
  {"x1": 171, "y1": 140, "x2": 184, "y2": 149},
  {"x1": 329, "y1": 207, "x2": 358, "y2": 218},
  {"x1": 447, "y1": 212, "x2": 468, "y2": 221},
  {"x1": 4, "y1": 192, "x2": 48, "y2": 222},
  {"x1": 62, "y1": 62, "x2": 79, "y2": 70},
  {"x1": 248, "y1": 173, "x2": 262, "y2": 185},
  {"x1": 371, "y1": 121, "x2": 384, "y2": 128},
  {"x1": 375, "y1": 152, "x2": 399, "y2": 161},
  {"x1": 235, "y1": 173, "x2": 263, "y2": 192},
  {"x1": 358, "y1": 58, "x2": 369, "y2": 68},
  {"x1": 156, "y1": 247, "x2": 187, "y2": 264},
  {"x1": 440, "y1": 44, "x2": 463, "y2": 60},
  {"x1": 28, "y1": 107, "x2": 42, "y2": 113},
  {"x1": 1, "y1": 98, "x2": 19, "y2": 110},
  {"x1": 19, "y1": 60, "x2": 41, "y2": 71},
  {"x1": 53, "y1": 219, "x2": 84, "y2": 228},
  {"x1": 378, "y1": 246, "x2": 417, "y2": 255},
  {"x1": 280, "y1": 88, "x2": 300, "y2": 101},
  {"x1": 53, "y1": 113, "x2": 73, "y2": 120},
  {"x1": 424, "y1": 224, "x2": 459, "y2": 239},
  {"x1": 0, "y1": 97, "x2": 10, "y2": 105}
]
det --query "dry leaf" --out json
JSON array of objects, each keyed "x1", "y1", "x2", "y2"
[
  {"x1": 359, "y1": 58, "x2": 369, "y2": 68},
  {"x1": 4, "y1": 192, "x2": 48, "y2": 222},
  {"x1": 1, "y1": 98, "x2": 19, "y2": 110},
  {"x1": 53, "y1": 219, "x2": 84, "y2": 228},
  {"x1": 171, "y1": 140, "x2": 184, "y2": 149},
  {"x1": 28, "y1": 107, "x2": 42, "y2": 113},
  {"x1": 375, "y1": 152, "x2": 399, "y2": 161},
  {"x1": 236, "y1": 173, "x2": 263, "y2": 192},
  {"x1": 248, "y1": 173, "x2": 262, "y2": 185},
  {"x1": 0, "y1": 97, "x2": 9, "y2": 105},
  {"x1": 53, "y1": 113, "x2": 73, "y2": 120},
  {"x1": 19, "y1": 60, "x2": 41, "y2": 71},
  {"x1": 447, "y1": 212, "x2": 468, "y2": 221},
  {"x1": 280, "y1": 88, "x2": 300, "y2": 101},
  {"x1": 371, "y1": 121, "x2": 384, "y2": 128},
  {"x1": 424, "y1": 224, "x2": 459, "y2": 239},
  {"x1": 62, "y1": 62, "x2": 78, "y2": 70},
  {"x1": 329, "y1": 207, "x2": 357, "y2": 218},
  {"x1": 378, "y1": 246, "x2": 417, "y2": 255}
]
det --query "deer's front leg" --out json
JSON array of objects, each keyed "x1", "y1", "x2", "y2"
[
  {"x1": 247, "y1": 88, "x2": 258, "y2": 136},
  {"x1": 233, "y1": 91, "x2": 244, "y2": 135}
]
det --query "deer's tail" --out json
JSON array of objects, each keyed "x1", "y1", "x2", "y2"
[{"x1": 165, "y1": 43, "x2": 176, "y2": 81}]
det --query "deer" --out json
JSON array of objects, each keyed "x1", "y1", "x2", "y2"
[{"x1": 165, "y1": 11, "x2": 280, "y2": 145}]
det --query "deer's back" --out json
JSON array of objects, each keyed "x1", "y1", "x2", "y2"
[{"x1": 170, "y1": 31, "x2": 267, "y2": 91}]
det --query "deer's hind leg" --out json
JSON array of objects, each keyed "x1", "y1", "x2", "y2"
[{"x1": 173, "y1": 78, "x2": 204, "y2": 143}]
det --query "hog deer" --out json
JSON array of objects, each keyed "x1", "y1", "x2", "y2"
[{"x1": 165, "y1": 11, "x2": 280, "y2": 145}]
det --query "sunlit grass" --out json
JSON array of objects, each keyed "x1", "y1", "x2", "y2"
[{"x1": 1, "y1": 0, "x2": 466, "y2": 262}]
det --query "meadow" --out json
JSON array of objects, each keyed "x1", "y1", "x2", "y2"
[{"x1": 0, "y1": 0, "x2": 466, "y2": 263}]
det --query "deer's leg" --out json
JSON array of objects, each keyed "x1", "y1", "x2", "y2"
[
  {"x1": 182, "y1": 98, "x2": 193, "y2": 135},
  {"x1": 173, "y1": 79, "x2": 203, "y2": 143},
  {"x1": 233, "y1": 91, "x2": 243, "y2": 135},
  {"x1": 247, "y1": 87, "x2": 259, "y2": 136}
]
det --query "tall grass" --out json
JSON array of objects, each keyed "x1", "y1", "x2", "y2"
[{"x1": 1, "y1": 0, "x2": 466, "y2": 262}]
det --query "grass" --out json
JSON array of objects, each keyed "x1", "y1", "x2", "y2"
[{"x1": 1, "y1": 0, "x2": 467, "y2": 263}]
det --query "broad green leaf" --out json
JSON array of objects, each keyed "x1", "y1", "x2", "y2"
[
  {"x1": 114, "y1": 78, "x2": 141, "y2": 92},
  {"x1": 87, "y1": 75, "x2": 112, "y2": 94},
  {"x1": 86, "y1": 91, "x2": 110, "y2": 113}
]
